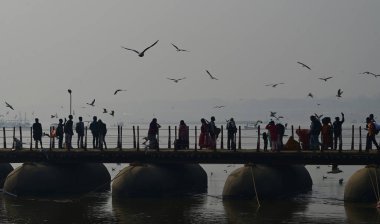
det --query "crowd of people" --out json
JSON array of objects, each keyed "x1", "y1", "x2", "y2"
[{"x1": 27, "y1": 112, "x2": 380, "y2": 152}]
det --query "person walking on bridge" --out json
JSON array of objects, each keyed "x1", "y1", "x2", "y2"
[
  {"x1": 366, "y1": 117, "x2": 379, "y2": 151},
  {"x1": 32, "y1": 118, "x2": 43, "y2": 149},
  {"x1": 333, "y1": 113, "x2": 344, "y2": 150}
]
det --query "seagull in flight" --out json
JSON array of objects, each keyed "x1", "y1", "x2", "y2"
[
  {"x1": 336, "y1": 89, "x2": 343, "y2": 98},
  {"x1": 206, "y1": 70, "x2": 218, "y2": 80},
  {"x1": 270, "y1": 111, "x2": 277, "y2": 117},
  {"x1": 103, "y1": 108, "x2": 108, "y2": 113},
  {"x1": 51, "y1": 113, "x2": 58, "y2": 119},
  {"x1": 5, "y1": 102, "x2": 14, "y2": 110},
  {"x1": 171, "y1": 43, "x2": 189, "y2": 52},
  {"x1": 86, "y1": 99, "x2": 95, "y2": 107},
  {"x1": 318, "y1": 77, "x2": 333, "y2": 82},
  {"x1": 167, "y1": 77, "x2": 186, "y2": 83},
  {"x1": 265, "y1": 83, "x2": 284, "y2": 88},
  {"x1": 297, "y1": 61, "x2": 311, "y2": 70},
  {"x1": 314, "y1": 113, "x2": 323, "y2": 119},
  {"x1": 110, "y1": 110, "x2": 115, "y2": 116},
  {"x1": 213, "y1": 105, "x2": 225, "y2": 109},
  {"x1": 114, "y1": 89, "x2": 127, "y2": 95},
  {"x1": 308, "y1": 93, "x2": 314, "y2": 98},
  {"x1": 121, "y1": 40, "x2": 159, "y2": 57}
]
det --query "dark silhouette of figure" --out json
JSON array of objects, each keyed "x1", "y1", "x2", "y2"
[
  {"x1": 266, "y1": 121, "x2": 278, "y2": 151},
  {"x1": 32, "y1": 118, "x2": 43, "y2": 149},
  {"x1": 276, "y1": 123, "x2": 285, "y2": 151},
  {"x1": 209, "y1": 116, "x2": 217, "y2": 150},
  {"x1": 76, "y1": 116, "x2": 85, "y2": 149},
  {"x1": 98, "y1": 119, "x2": 107, "y2": 150},
  {"x1": 89, "y1": 116, "x2": 99, "y2": 149},
  {"x1": 148, "y1": 118, "x2": 161, "y2": 150},
  {"x1": 175, "y1": 120, "x2": 189, "y2": 150},
  {"x1": 366, "y1": 117, "x2": 379, "y2": 151},
  {"x1": 199, "y1": 118, "x2": 210, "y2": 149},
  {"x1": 263, "y1": 132, "x2": 268, "y2": 151},
  {"x1": 333, "y1": 113, "x2": 345, "y2": 150},
  {"x1": 64, "y1": 115, "x2": 74, "y2": 150},
  {"x1": 321, "y1": 117, "x2": 333, "y2": 151},
  {"x1": 310, "y1": 115, "x2": 322, "y2": 150},
  {"x1": 227, "y1": 118, "x2": 237, "y2": 151},
  {"x1": 56, "y1": 119, "x2": 64, "y2": 149}
]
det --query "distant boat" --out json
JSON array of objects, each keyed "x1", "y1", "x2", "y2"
[{"x1": 244, "y1": 123, "x2": 258, "y2": 130}]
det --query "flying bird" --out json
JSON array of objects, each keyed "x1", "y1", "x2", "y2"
[
  {"x1": 121, "y1": 40, "x2": 159, "y2": 57},
  {"x1": 103, "y1": 108, "x2": 108, "y2": 113},
  {"x1": 265, "y1": 83, "x2": 284, "y2": 88},
  {"x1": 308, "y1": 93, "x2": 314, "y2": 98},
  {"x1": 86, "y1": 99, "x2": 95, "y2": 107},
  {"x1": 213, "y1": 105, "x2": 225, "y2": 109},
  {"x1": 51, "y1": 113, "x2": 58, "y2": 119},
  {"x1": 314, "y1": 113, "x2": 323, "y2": 119},
  {"x1": 5, "y1": 102, "x2": 14, "y2": 110},
  {"x1": 171, "y1": 43, "x2": 189, "y2": 52},
  {"x1": 336, "y1": 89, "x2": 343, "y2": 98},
  {"x1": 110, "y1": 110, "x2": 115, "y2": 116},
  {"x1": 318, "y1": 77, "x2": 333, "y2": 82},
  {"x1": 270, "y1": 111, "x2": 277, "y2": 117},
  {"x1": 339, "y1": 178, "x2": 344, "y2": 184},
  {"x1": 114, "y1": 89, "x2": 127, "y2": 95},
  {"x1": 167, "y1": 77, "x2": 186, "y2": 83},
  {"x1": 297, "y1": 61, "x2": 311, "y2": 70},
  {"x1": 206, "y1": 70, "x2": 218, "y2": 80}
]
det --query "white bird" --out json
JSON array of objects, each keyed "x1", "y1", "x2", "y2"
[
  {"x1": 206, "y1": 70, "x2": 218, "y2": 80},
  {"x1": 121, "y1": 40, "x2": 159, "y2": 57},
  {"x1": 171, "y1": 43, "x2": 189, "y2": 52},
  {"x1": 297, "y1": 61, "x2": 311, "y2": 70},
  {"x1": 167, "y1": 77, "x2": 186, "y2": 83}
]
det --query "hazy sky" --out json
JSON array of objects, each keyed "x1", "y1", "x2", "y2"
[{"x1": 1, "y1": 1, "x2": 380, "y2": 124}]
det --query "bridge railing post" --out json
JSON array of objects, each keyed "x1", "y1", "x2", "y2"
[
  {"x1": 84, "y1": 126, "x2": 87, "y2": 150},
  {"x1": 195, "y1": 126, "x2": 197, "y2": 151},
  {"x1": 238, "y1": 126, "x2": 241, "y2": 150},
  {"x1": 30, "y1": 127, "x2": 32, "y2": 150},
  {"x1": 12, "y1": 127, "x2": 15, "y2": 149},
  {"x1": 117, "y1": 125, "x2": 120, "y2": 149},
  {"x1": 133, "y1": 126, "x2": 136, "y2": 149},
  {"x1": 52, "y1": 126, "x2": 56, "y2": 149},
  {"x1": 220, "y1": 125, "x2": 224, "y2": 149},
  {"x1": 174, "y1": 126, "x2": 177, "y2": 151},
  {"x1": 19, "y1": 126, "x2": 23, "y2": 149},
  {"x1": 137, "y1": 126, "x2": 140, "y2": 151},
  {"x1": 359, "y1": 126, "x2": 362, "y2": 152},
  {"x1": 257, "y1": 125, "x2": 261, "y2": 152},
  {"x1": 350, "y1": 125, "x2": 354, "y2": 151},
  {"x1": 49, "y1": 126, "x2": 52, "y2": 151},
  {"x1": 120, "y1": 125, "x2": 123, "y2": 151},
  {"x1": 291, "y1": 125, "x2": 294, "y2": 138},
  {"x1": 168, "y1": 126, "x2": 171, "y2": 149}
]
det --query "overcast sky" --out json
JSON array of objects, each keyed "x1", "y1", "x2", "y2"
[{"x1": 1, "y1": 1, "x2": 380, "y2": 124}]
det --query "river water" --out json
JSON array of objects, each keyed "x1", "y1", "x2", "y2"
[
  {"x1": 0, "y1": 164, "x2": 379, "y2": 224},
  {"x1": 0, "y1": 124, "x2": 379, "y2": 223}
]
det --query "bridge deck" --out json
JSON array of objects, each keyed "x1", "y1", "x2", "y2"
[{"x1": 0, "y1": 148, "x2": 379, "y2": 165}]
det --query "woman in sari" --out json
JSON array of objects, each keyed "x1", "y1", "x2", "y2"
[{"x1": 199, "y1": 118, "x2": 210, "y2": 149}]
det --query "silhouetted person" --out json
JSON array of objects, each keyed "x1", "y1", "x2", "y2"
[
  {"x1": 276, "y1": 122, "x2": 285, "y2": 151},
  {"x1": 32, "y1": 118, "x2": 43, "y2": 149},
  {"x1": 266, "y1": 121, "x2": 278, "y2": 151},
  {"x1": 148, "y1": 118, "x2": 161, "y2": 150},
  {"x1": 64, "y1": 115, "x2": 74, "y2": 150},
  {"x1": 98, "y1": 119, "x2": 107, "y2": 150},
  {"x1": 263, "y1": 132, "x2": 268, "y2": 151},
  {"x1": 227, "y1": 118, "x2": 237, "y2": 150},
  {"x1": 366, "y1": 117, "x2": 379, "y2": 151},
  {"x1": 56, "y1": 119, "x2": 64, "y2": 149},
  {"x1": 310, "y1": 115, "x2": 322, "y2": 150},
  {"x1": 209, "y1": 116, "x2": 217, "y2": 150},
  {"x1": 89, "y1": 116, "x2": 99, "y2": 148},
  {"x1": 333, "y1": 113, "x2": 345, "y2": 150},
  {"x1": 176, "y1": 120, "x2": 189, "y2": 150},
  {"x1": 76, "y1": 116, "x2": 85, "y2": 149}
]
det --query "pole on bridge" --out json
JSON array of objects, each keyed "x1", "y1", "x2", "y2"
[
  {"x1": 359, "y1": 126, "x2": 362, "y2": 152},
  {"x1": 257, "y1": 125, "x2": 260, "y2": 152},
  {"x1": 133, "y1": 126, "x2": 136, "y2": 149},
  {"x1": 175, "y1": 126, "x2": 177, "y2": 146},
  {"x1": 52, "y1": 126, "x2": 56, "y2": 149},
  {"x1": 120, "y1": 126, "x2": 123, "y2": 150},
  {"x1": 195, "y1": 126, "x2": 197, "y2": 151},
  {"x1": 168, "y1": 126, "x2": 171, "y2": 149},
  {"x1": 12, "y1": 127, "x2": 15, "y2": 149},
  {"x1": 49, "y1": 126, "x2": 52, "y2": 151},
  {"x1": 137, "y1": 126, "x2": 140, "y2": 150},
  {"x1": 84, "y1": 126, "x2": 87, "y2": 150},
  {"x1": 238, "y1": 126, "x2": 241, "y2": 150},
  {"x1": 117, "y1": 125, "x2": 120, "y2": 149},
  {"x1": 157, "y1": 128, "x2": 160, "y2": 151},
  {"x1": 350, "y1": 125, "x2": 354, "y2": 151},
  {"x1": 220, "y1": 125, "x2": 224, "y2": 149},
  {"x1": 19, "y1": 126, "x2": 23, "y2": 149},
  {"x1": 2, "y1": 127, "x2": 6, "y2": 149},
  {"x1": 30, "y1": 127, "x2": 32, "y2": 150}
]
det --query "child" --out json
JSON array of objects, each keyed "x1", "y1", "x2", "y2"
[{"x1": 263, "y1": 132, "x2": 268, "y2": 151}]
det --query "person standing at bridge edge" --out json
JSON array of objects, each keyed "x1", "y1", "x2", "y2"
[
  {"x1": 333, "y1": 113, "x2": 344, "y2": 150},
  {"x1": 365, "y1": 116, "x2": 379, "y2": 151},
  {"x1": 309, "y1": 115, "x2": 322, "y2": 150},
  {"x1": 56, "y1": 119, "x2": 64, "y2": 149},
  {"x1": 209, "y1": 116, "x2": 219, "y2": 150},
  {"x1": 148, "y1": 118, "x2": 161, "y2": 150},
  {"x1": 32, "y1": 118, "x2": 43, "y2": 149},
  {"x1": 76, "y1": 116, "x2": 85, "y2": 149},
  {"x1": 227, "y1": 118, "x2": 237, "y2": 150},
  {"x1": 90, "y1": 116, "x2": 99, "y2": 149},
  {"x1": 64, "y1": 115, "x2": 74, "y2": 150},
  {"x1": 98, "y1": 119, "x2": 107, "y2": 150}
]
